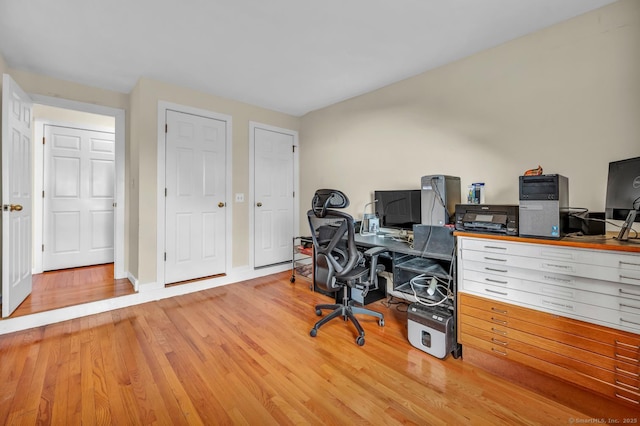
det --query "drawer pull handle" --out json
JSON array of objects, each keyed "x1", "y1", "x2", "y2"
[
  {"x1": 485, "y1": 267, "x2": 508, "y2": 273},
  {"x1": 484, "y1": 257, "x2": 507, "y2": 262},
  {"x1": 615, "y1": 366, "x2": 640, "y2": 377},
  {"x1": 543, "y1": 275, "x2": 572, "y2": 284},
  {"x1": 620, "y1": 261, "x2": 640, "y2": 268},
  {"x1": 485, "y1": 278, "x2": 508, "y2": 285},
  {"x1": 541, "y1": 250, "x2": 573, "y2": 260},
  {"x1": 485, "y1": 288, "x2": 508, "y2": 296},
  {"x1": 491, "y1": 347, "x2": 507, "y2": 356},
  {"x1": 491, "y1": 307, "x2": 507, "y2": 314},
  {"x1": 615, "y1": 380, "x2": 640, "y2": 391},
  {"x1": 620, "y1": 275, "x2": 640, "y2": 282},
  {"x1": 491, "y1": 338, "x2": 508, "y2": 346},
  {"x1": 491, "y1": 317, "x2": 508, "y2": 325},
  {"x1": 620, "y1": 303, "x2": 640, "y2": 312},
  {"x1": 614, "y1": 352, "x2": 640, "y2": 364},
  {"x1": 615, "y1": 340, "x2": 640, "y2": 350},
  {"x1": 484, "y1": 245, "x2": 507, "y2": 250},
  {"x1": 542, "y1": 263, "x2": 574, "y2": 272},
  {"x1": 615, "y1": 393, "x2": 640, "y2": 404},
  {"x1": 620, "y1": 289, "x2": 640, "y2": 298},
  {"x1": 621, "y1": 318, "x2": 640, "y2": 327},
  {"x1": 491, "y1": 327, "x2": 507, "y2": 335}
]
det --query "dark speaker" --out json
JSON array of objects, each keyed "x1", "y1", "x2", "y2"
[{"x1": 568, "y1": 211, "x2": 606, "y2": 235}]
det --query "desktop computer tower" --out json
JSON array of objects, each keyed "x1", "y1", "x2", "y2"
[
  {"x1": 519, "y1": 174, "x2": 569, "y2": 239},
  {"x1": 421, "y1": 175, "x2": 461, "y2": 226}
]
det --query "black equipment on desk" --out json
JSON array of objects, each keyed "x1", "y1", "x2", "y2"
[{"x1": 454, "y1": 204, "x2": 519, "y2": 235}]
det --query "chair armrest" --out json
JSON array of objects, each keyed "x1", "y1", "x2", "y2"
[
  {"x1": 361, "y1": 246, "x2": 387, "y2": 297},
  {"x1": 363, "y1": 246, "x2": 387, "y2": 258}
]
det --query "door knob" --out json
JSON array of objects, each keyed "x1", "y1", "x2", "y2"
[
  {"x1": 3, "y1": 204, "x2": 23, "y2": 212},
  {"x1": 257, "y1": 202, "x2": 263, "y2": 207},
  {"x1": 218, "y1": 202, "x2": 225, "y2": 208}
]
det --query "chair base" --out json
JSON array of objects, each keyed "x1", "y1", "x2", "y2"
[{"x1": 310, "y1": 288, "x2": 384, "y2": 346}]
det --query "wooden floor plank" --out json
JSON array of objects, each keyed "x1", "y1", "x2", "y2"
[
  {"x1": 0, "y1": 271, "x2": 625, "y2": 424},
  {"x1": 9, "y1": 264, "x2": 135, "y2": 318}
]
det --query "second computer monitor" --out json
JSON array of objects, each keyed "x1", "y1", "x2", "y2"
[{"x1": 374, "y1": 190, "x2": 422, "y2": 231}]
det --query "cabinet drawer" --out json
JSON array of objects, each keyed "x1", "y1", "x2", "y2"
[
  {"x1": 462, "y1": 268, "x2": 640, "y2": 313},
  {"x1": 461, "y1": 249, "x2": 640, "y2": 285},
  {"x1": 459, "y1": 303, "x2": 640, "y2": 364},
  {"x1": 460, "y1": 237, "x2": 640, "y2": 273},
  {"x1": 462, "y1": 259, "x2": 640, "y2": 298},
  {"x1": 460, "y1": 313, "x2": 640, "y2": 375},
  {"x1": 460, "y1": 278, "x2": 640, "y2": 333},
  {"x1": 459, "y1": 331, "x2": 640, "y2": 405},
  {"x1": 458, "y1": 293, "x2": 640, "y2": 348}
]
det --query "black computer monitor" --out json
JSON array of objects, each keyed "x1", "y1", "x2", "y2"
[
  {"x1": 374, "y1": 190, "x2": 421, "y2": 231},
  {"x1": 605, "y1": 156, "x2": 640, "y2": 222}
]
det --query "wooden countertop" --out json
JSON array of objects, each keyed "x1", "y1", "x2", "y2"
[{"x1": 454, "y1": 231, "x2": 640, "y2": 254}]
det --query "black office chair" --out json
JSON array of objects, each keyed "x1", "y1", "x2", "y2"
[{"x1": 307, "y1": 189, "x2": 386, "y2": 346}]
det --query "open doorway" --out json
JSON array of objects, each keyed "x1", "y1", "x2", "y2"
[
  {"x1": 9, "y1": 100, "x2": 129, "y2": 317},
  {"x1": 37, "y1": 107, "x2": 116, "y2": 271}
]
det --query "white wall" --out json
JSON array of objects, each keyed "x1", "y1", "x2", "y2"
[{"x1": 299, "y1": 0, "x2": 640, "y2": 234}]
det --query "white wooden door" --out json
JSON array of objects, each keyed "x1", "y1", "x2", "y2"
[
  {"x1": 1, "y1": 74, "x2": 33, "y2": 317},
  {"x1": 253, "y1": 126, "x2": 295, "y2": 268},
  {"x1": 165, "y1": 110, "x2": 227, "y2": 284},
  {"x1": 42, "y1": 125, "x2": 115, "y2": 270}
]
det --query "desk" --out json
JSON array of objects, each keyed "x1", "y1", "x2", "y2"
[
  {"x1": 356, "y1": 230, "x2": 461, "y2": 359},
  {"x1": 355, "y1": 231, "x2": 456, "y2": 304}
]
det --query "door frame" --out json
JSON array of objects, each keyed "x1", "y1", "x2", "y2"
[
  {"x1": 31, "y1": 95, "x2": 126, "y2": 279},
  {"x1": 157, "y1": 101, "x2": 233, "y2": 286},
  {"x1": 248, "y1": 121, "x2": 299, "y2": 269}
]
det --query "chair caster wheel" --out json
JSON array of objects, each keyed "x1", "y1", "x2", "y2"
[
  {"x1": 310, "y1": 328, "x2": 317, "y2": 337},
  {"x1": 356, "y1": 336, "x2": 365, "y2": 346},
  {"x1": 290, "y1": 276, "x2": 295, "y2": 283},
  {"x1": 315, "y1": 309, "x2": 322, "y2": 316},
  {"x1": 379, "y1": 319, "x2": 385, "y2": 327}
]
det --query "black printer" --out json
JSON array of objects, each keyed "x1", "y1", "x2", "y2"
[{"x1": 455, "y1": 204, "x2": 519, "y2": 236}]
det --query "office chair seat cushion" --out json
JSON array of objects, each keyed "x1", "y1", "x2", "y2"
[{"x1": 339, "y1": 265, "x2": 369, "y2": 283}]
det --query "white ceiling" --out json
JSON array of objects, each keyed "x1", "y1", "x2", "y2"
[{"x1": 0, "y1": 0, "x2": 616, "y2": 116}]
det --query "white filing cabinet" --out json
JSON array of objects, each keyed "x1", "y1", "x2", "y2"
[{"x1": 457, "y1": 234, "x2": 640, "y2": 408}]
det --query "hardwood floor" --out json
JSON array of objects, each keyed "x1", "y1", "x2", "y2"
[
  {"x1": 9, "y1": 264, "x2": 134, "y2": 318},
  {"x1": 0, "y1": 271, "x2": 603, "y2": 424}
]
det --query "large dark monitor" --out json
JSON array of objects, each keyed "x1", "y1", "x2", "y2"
[
  {"x1": 605, "y1": 156, "x2": 640, "y2": 222},
  {"x1": 374, "y1": 190, "x2": 421, "y2": 231}
]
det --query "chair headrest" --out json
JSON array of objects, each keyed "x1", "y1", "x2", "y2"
[{"x1": 311, "y1": 189, "x2": 350, "y2": 217}]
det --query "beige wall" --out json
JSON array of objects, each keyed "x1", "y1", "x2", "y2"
[
  {"x1": 128, "y1": 82, "x2": 142, "y2": 281},
  {"x1": 4, "y1": 68, "x2": 300, "y2": 285},
  {"x1": 3, "y1": 0, "x2": 638, "y2": 285},
  {"x1": 10, "y1": 69, "x2": 129, "y2": 111},
  {"x1": 0, "y1": 52, "x2": 7, "y2": 78},
  {"x1": 33, "y1": 104, "x2": 115, "y2": 128},
  {"x1": 299, "y1": 0, "x2": 640, "y2": 228},
  {"x1": 130, "y1": 77, "x2": 300, "y2": 284}
]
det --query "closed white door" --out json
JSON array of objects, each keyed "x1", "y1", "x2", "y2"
[
  {"x1": 1, "y1": 74, "x2": 33, "y2": 317},
  {"x1": 43, "y1": 125, "x2": 115, "y2": 270},
  {"x1": 253, "y1": 126, "x2": 295, "y2": 268},
  {"x1": 165, "y1": 110, "x2": 227, "y2": 284}
]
